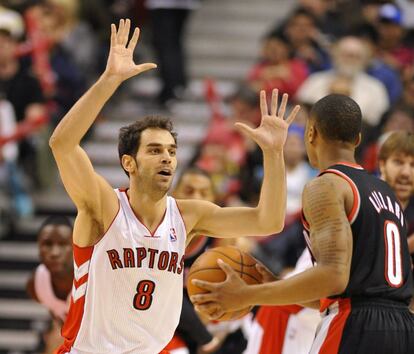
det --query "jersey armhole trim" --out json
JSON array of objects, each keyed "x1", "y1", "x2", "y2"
[
  {"x1": 174, "y1": 198, "x2": 188, "y2": 241},
  {"x1": 322, "y1": 169, "x2": 361, "y2": 224}
]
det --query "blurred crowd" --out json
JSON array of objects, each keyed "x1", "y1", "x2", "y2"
[
  {"x1": 1, "y1": 0, "x2": 414, "y2": 272},
  {"x1": 2, "y1": 0, "x2": 414, "y2": 353}
]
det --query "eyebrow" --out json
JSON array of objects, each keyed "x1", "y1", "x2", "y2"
[{"x1": 146, "y1": 143, "x2": 177, "y2": 148}]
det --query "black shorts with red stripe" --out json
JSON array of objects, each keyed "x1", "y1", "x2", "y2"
[{"x1": 311, "y1": 298, "x2": 414, "y2": 354}]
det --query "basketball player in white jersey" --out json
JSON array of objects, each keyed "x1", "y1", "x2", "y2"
[{"x1": 49, "y1": 19, "x2": 300, "y2": 354}]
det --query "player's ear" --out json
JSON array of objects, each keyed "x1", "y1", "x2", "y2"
[
  {"x1": 307, "y1": 124, "x2": 316, "y2": 144},
  {"x1": 355, "y1": 133, "x2": 362, "y2": 148},
  {"x1": 121, "y1": 155, "x2": 136, "y2": 174}
]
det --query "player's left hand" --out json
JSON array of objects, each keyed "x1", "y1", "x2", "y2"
[
  {"x1": 235, "y1": 89, "x2": 300, "y2": 152},
  {"x1": 190, "y1": 259, "x2": 251, "y2": 320}
]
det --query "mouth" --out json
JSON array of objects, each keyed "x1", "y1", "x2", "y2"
[{"x1": 158, "y1": 169, "x2": 172, "y2": 177}]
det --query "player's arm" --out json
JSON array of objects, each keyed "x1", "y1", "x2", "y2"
[
  {"x1": 180, "y1": 90, "x2": 300, "y2": 241},
  {"x1": 49, "y1": 20, "x2": 156, "y2": 246},
  {"x1": 191, "y1": 175, "x2": 353, "y2": 315}
]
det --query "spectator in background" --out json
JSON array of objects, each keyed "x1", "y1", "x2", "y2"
[
  {"x1": 376, "y1": 3, "x2": 414, "y2": 74},
  {"x1": 358, "y1": 25, "x2": 403, "y2": 104},
  {"x1": 146, "y1": 0, "x2": 200, "y2": 104},
  {"x1": 361, "y1": 106, "x2": 414, "y2": 173},
  {"x1": 46, "y1": 0, "x2": 98, "y2": 84},
  {"x1": 378, "y1": 131, "x2": 414, "y2": 286},
  {"x1": 0, "y1": 99, "x2": 33, "y2": 217},
  {"x1": 401, "y1": 71, "x2": 414, "y2": 109},
  {"x1": 29, "y1": 1, "x2": 86, "y2": 120},
  {"x1": 195, "y1": 85, "x2": 260, "y2": 205},
  {"x1": 273, "y1": 8, "x2": 331, "y2": 73},
  {"x1": 248, "y1": 33, "x2": 308, "y2": 97},
  {"x1": 26, "y1": 216, "x2": 73, "y2": 354},
  {"x1": 0, "y1": 9, "x2": 46, "y2": 185},
  {"x1": 297, "y1": 36, "x2": 389, "y2": 128}
]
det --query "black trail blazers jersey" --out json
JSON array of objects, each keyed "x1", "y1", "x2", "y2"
[{"x1": 302, "y1": 163, "x2": 413, "y2": 304}]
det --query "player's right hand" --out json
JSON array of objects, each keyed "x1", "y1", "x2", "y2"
[{"x1": 104, "y1": 19, "x2": 157, "y2": 84}]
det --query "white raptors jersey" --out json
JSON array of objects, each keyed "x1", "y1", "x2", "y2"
[{"x1": 57, "y1": 189, "x2": 187, "y2": 354}]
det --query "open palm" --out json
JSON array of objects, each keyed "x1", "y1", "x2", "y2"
[
  {"x1": 105, "y1": 19, "x2": 156, "y2": 83},
  {"x1": 235, "y1": 90, "x2": 300, "y2": 152}
]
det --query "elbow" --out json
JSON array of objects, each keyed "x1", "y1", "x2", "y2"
[
  {"x1": 49, "y1": 135, "x2": 60, "y2": 150},
  {"x1": 327, "y1": 271, "x2": 349, "y2": 295},
  {"x1": 259, "y1": 219, "x2": 284, "y2": 236}
]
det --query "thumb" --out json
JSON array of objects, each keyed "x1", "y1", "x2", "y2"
[
  {"x1": 234, "y1": 122, "x2": 255, "y2": 139},
  {"x1": 134, "y1": 63, "x2": 157, "y2": 75}
]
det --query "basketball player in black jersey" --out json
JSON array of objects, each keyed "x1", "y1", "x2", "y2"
[{"x1": 192, "y1": 94, "x2": 414, "y2": 353}]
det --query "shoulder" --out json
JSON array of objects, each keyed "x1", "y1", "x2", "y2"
[
  {"x1": 175, "y1": 199, "x2": 219, "y2": 232},
  {"x1": 303, "y1": 174, "x2": 350, "y2": 203}
]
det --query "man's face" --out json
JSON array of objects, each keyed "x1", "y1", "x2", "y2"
[
  {"x1": 174, "y1": 173, "x2": 215, "y2": 202},
  {"x1": 134, "y1": 128, "x2": 177, "y2": 192},
  {"x1": 38, "y1": 225, "x2": 73, "y2": 275},
  {"x1": 333, "y1": 38, "x2": 367, "y2": 77},
  {"x1": 284, "y1": 133, "x2": 306, "y2": 168},
  {"x1": 380, "y1": 152, "x2": 414, "y2": 204},
  {"x1": 0, "y1": 33, "x2": 17, "y2": 64}
]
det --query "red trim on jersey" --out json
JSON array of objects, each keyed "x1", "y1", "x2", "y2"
[
  {"x1": 255, "y1": 305, "x2": 304, "y2": 354},
  {"x1": 174, "y1": 199, "x2": 188, "y2": 238},
  {"x1": 335, "y1": 161, "x2": 364, "y2": 169},
  {"x1": 123, "y1": 189, "x2": 166, "y2": 236},
  {"x1": 320, "y1": 298, "x2": 337, "y2": 312},
  {"x1": 56, "y1": 245, "x2": 94, "y2": 354},
  {"x1": 72, "y1": 244, "x2": 94, "y2": 267},
  {"x1": 321, "y1": 169, "x2": 361, "y2": 224},
  {"x1": 163, "y1": 334, "x2": 187, "y2": 350},
  {"x1": 319, "y1": 299, "x2": 351, "y2": 354},
  {"x1": 301, "y1": 211, "x2": 310, "y2": 231}
]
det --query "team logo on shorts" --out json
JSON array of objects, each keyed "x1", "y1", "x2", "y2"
[{"x1": 169, "y1": 228, "x2": 177, "y2": 242}]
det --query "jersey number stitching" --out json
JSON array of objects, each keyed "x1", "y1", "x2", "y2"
[
  {"x1": 384, "y1": 221, "x2": 403, "y2": 288},
  {"x1": 133, "y1": 280, "x2": 155, "y2": 310}
]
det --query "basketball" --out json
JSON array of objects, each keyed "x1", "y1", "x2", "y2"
[{"x1": 187, "y1": 246, "x2": 262, "y2": 321}]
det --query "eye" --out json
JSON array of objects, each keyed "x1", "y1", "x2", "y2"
[
  {"x1": 169, "y1": 150, "x2": 176, "y2": 156},
  {"x1": 150, "y1": 148, "x2": 160, "y2": 154}
]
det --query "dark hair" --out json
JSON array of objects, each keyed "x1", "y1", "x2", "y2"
[
  {"x1": 228, "y1": 84, "x2": 259, "y2": 108},
  {"x1": 310, "y1": 94, "x2": 362, "y2": 143},
  {"x1": 38, "y1": 215, "x2": 73, "y2": 236},
  {"x1": 175, "y1": 166, "x2": 212, "y2": 188},
  {"x1": 288, "y1": 7, "x2": 319, "y2": 27},
  {"x1": 379, "y1": 131, "x2": 414, "y2": 162},
  {"x1": 118, "y1": 116, "x2": 177, "y2": 177}
]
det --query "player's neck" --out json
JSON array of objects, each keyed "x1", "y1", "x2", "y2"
[
  {"x1": 127, "y1": 186, "x2": 167, "y2": 233},
  {"x1": 317, "y1": 145, "x2": 356, "y2": 171}
]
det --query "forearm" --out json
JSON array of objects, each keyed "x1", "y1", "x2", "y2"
[
  {"x1": 49, "y1": 73, "x2": 121, "y2": 152},
  {"x1": 245, "y1": 265, "x2": 346, "y2": 306},
  {"x1": 256, "y1": 150, "x2": 286, "y2": 233}
]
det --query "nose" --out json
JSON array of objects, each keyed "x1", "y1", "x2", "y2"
[
  {"x1": 50, "y1": 245, "x2": 61, "y2": 258},
  {"x1": 161, "y1": 150, "x2": 172, "y2": 164},
  {"x1": 401, "y1": 163, "x2": 412, "y2": 177}
]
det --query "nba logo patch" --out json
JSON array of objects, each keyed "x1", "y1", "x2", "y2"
[{"x1": 169, "y1": 228, "x2": 177, "y2": 242}]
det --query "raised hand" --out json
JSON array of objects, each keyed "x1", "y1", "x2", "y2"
[
  {"x1": 235, "y1": 89, "x2": 300, "y2": 152},
  {"x1": 104, "y1": 19, "x2": 157, "y2": 83}
]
